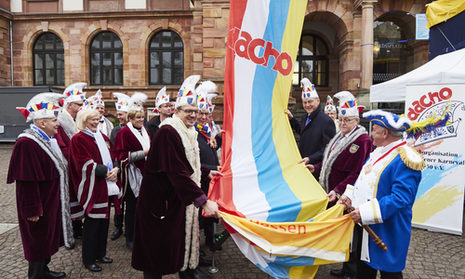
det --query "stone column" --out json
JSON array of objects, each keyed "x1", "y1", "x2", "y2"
[{"x1": 360, "y1": 0, "x2": 376, "y2": 89}]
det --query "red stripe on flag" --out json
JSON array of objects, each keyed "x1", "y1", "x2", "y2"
[{"x1": 208, "y1": 0, "x2": 248, "y2": 218}]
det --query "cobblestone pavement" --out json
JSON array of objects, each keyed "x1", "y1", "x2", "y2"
[{"x1": 0, "y1": 143, "x2": 464, "y2": 279}]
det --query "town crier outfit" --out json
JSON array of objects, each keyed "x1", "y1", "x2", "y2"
[
  {"x1": 8, "y1": 92, "x2": 72, "y2": 279},
  {"x1": 314, "y1": 91, "x2": 372, "y2": 279},
  {"x1": 342, "y1": 110, "x2": 427, "y2": 279},
  {"x1": 132, "y1": 75, "x2": 221, "y2": 279}
]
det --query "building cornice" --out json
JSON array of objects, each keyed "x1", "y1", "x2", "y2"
[{"x1": 12, "y1": 10, "x2": 193, "y2": 21}]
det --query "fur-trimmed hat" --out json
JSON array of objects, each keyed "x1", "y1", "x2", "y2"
[
  {"x1": 334, "y1": 91, "x2": 365, "y2": 117},
  {"x1": 63, "y1": 82, "x2": 87, "y2": 104},
  {"x1": 301, "y1": 78, "x2": 318, "y2": 99},
  {"x1": 324, "y1": 95, "x2": 337, "y2": 113},
  {"x1": 153, "y1": 87, "x2": 170, "y2": 114},
  {"x1": 17, "y1": 92, "x2": 63, "y2": 122},
  {"x1": 196, "y1": 81, "x2": 217, "y2": 112},
  {"x1": 84, "y1": 89, "x2": 105, "y2": 109},
  {"x1": 113, "y1": 92, "x2": 131, "y2": 112},
  {"x1": 176, "y1": 75, "x2": 200, "y2": 108}
]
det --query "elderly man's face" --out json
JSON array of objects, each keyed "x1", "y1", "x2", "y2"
[
  {"x1": 197, "y1": 111, "x2": 209, "y2": 126},
  {"x1": 326, "y1": 111, "x2": 337, "y2": 120},
  {"x1": 37, "y1": 117, "x2": 59, "y2": 138},
  {"x1": 339, "y1": 116, "x2": 358, "y2": 135},
  {"x1": 176, "y1": 105, "x2": 198, "y2": 128},
  {"x1": 303, "y1": 98, "x2": 320, "y2": 115},
  {"x1": 67, "y1": 101, "x2": 83, "y2": 118}
]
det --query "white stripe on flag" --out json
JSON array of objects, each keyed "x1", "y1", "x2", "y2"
[{"x1": 231, "y1": 0, "x2": 271, "y2": 221}]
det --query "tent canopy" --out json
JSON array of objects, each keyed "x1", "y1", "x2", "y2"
[
  {"x1": 426, "y1": 0, "x2": 465, "y2": 28},
  {"x1": 369, "y1": 47, "x2": 465, "y2": 103}
]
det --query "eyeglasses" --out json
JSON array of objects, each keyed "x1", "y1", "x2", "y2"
[
  {"x1": 339, "y1": 118, "x2": 356, "y2": 123},
  {"x1": 180, "y1": 109, "x2": 199, "y2": 115}
]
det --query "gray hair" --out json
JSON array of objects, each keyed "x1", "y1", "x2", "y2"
[{"x1": 388, "y1": 129, "x2": 403, "y2": 138}]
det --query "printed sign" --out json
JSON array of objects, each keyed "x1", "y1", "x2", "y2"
[{"x1": 405, "y1": 84, "x2": 465, "y2": 235}]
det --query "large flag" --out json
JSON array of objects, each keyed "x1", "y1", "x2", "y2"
[{"x1": 209, "y1": 0, "x2": 355, "y2": 278}]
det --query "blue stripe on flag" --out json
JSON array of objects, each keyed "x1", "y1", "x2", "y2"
[{"x1": 251, "y1": 0, "x2": 301, "y2": 222}]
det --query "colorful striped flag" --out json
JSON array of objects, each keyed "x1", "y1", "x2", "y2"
[{"x1": 209, "y1": 1, "x2": 356, "y2": 278}]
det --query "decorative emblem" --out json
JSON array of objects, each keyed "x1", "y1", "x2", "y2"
[{"x1": 349, "y1": 144, "x2": 359, "y2": 154}]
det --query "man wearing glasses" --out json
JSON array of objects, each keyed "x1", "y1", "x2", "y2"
[{"x1": 132, "y1": 75, "x2": 221, "y2": 279}]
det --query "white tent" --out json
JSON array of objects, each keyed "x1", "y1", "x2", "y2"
[{"x1": 370, "y1": 47, "x2": 465, "y2": 103}]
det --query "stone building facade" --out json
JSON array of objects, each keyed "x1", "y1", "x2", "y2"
[{"x1": 0, "y1": 0, "x2": 430, "y2": 121}]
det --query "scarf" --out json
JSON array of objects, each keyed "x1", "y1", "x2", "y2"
[
  {"x1": 160, "y1": 115, "x2": 201, "y2": 270},
  {"x1": 319, "y1": 125, "x2": 368, "y2": 192},
  {"x1": 195, "y1": 122, "x2": 213, "y2": 145},
  {"x1": 84, "y1": 128, "x2": 120, "y2": 196},
  {"x1": 126, "y1": 122, "x2": 150, "y2": 197},
  {"x1": 57, "y1": 110, "x2": 79, "y2": 139}
]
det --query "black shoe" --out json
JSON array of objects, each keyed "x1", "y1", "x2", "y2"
[
  {"x1": 45, "y1": 270, "x2": 66, "y2": 278},
  {"x1": 126, "y1": 241, "x2": 133, "y2": 251},
  {"x1": 179, "y1": 268, "x2": 211, "y2": 279},
  {"x1": 110, "y1": 227, "x2": 123, "y2": 240},
  {"x1": 330, "y1": 269, "x2": 344, "y2": 277},
  {"x1": 85, "y1": 263, "x2": 102, "y2": 272},
  {"x1": 96, "y1": 257, "x2": 113, "y2": 264}
]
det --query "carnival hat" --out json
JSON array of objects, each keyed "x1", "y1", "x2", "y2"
[
  {"x1": 301, "y1": 78, "x2": 318, "y2": 100},
  {"x1": 113, "y1": 92, "x2": 131, "y2": 112},
  {"x1": 17, "y1": 92, "x2": 63, "y2": 122},
  {"x1": 128, "y1": 92, "x2": 148, "y2": 112},
  {"x1": 84, "y1": 89, "x2": 105, "y2": 110},
  {"x1": 196, "y1": 80, "x2": 217, "y2": 112},
  {"x1": 324, "y1": 95, "x2": 337, "y2": 113},
  {"x1": 334, "y1": 91, "x2": 365, "y2": 117},
  {"x1": 153, "y1": 87, "x2": 170, "y2": 115},
  {"x1": 63, "y1": 82, "x2": 87, "y2": 104},
  {"x1": 176, "y1": 75, "x2": 201, "y2": 109},
  {"x1": 363, "y1": 110, "x2": 411, "y2": 132}
]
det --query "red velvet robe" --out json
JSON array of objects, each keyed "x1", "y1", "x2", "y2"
[
  {"x1": 70, "y1": 131, "x2": 120, "y2": 218},
  {"x1": 7, "y1": 137, "x2": 63, "y2": 262},
  {"x1": 114, "y1": 125, "x2": 146, "y2": 197},
  {"x1": 131, "y1": 125, "x2": 209, "y2": 275},
  {"x1": 55, "y1": 125, "x2": 84, "y2": 219}
]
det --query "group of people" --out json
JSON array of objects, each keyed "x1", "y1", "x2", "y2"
[
  {"x1": 288, "y1": 78, "x2": 426, "y2": 279},
  {"x1": 8, "y1": 74, "x2": 223, "y2": 279},
  {"x1": 8, "y1": 73, "x2": 426, "y2": 279}
]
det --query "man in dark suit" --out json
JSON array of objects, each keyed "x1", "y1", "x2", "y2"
[{"x1": 287, "y1": 78, "x2": 336, "y2": 174}]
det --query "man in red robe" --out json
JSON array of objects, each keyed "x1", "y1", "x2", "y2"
[
  {"x1": 8, "y1": 93, "x2": 71, "y2": 279},
  {"x1": 132, "y1": 75, "x2": 221, "y2": 279}
]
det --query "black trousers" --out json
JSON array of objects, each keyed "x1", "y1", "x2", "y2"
[
  {"x1": 357, "y1": 261, "x2": 403, "y2": 279},
  {"x1": 28, "y1": 257, "x2": 50, "y2": 279},
  {"x1": 82, "y1": 215, "x2": 109, "y2": 266},
  {"x1": 114, "y1": 198, "x2": 124, "y2": 230},
  {"x1": 342, "y1": 224, "x2": 363, "y2": 276},
  {"x1": 125, "y1": 186, "x2": 137, "y2": 243}
]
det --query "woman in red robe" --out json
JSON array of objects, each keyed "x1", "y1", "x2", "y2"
[
  {"x1": 114, "y1": 109, "x2": 150, "y2": 250},
  {"x1": 70, "y1": 108, "x2": 120, "y2": 272}
]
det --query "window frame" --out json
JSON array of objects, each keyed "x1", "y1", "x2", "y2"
[
  {"x1": 295, "y1": 34, "x2": 329, "y2": 87},
  {"x1": 33, "y1": 32, "x2": 65, "y2": 86},
  {"x1": 89, "y1": 31, "x2": 123, "y2": 86},
  {"x1": 148, "y1": 30, "x2": 184, "y2": 86}
]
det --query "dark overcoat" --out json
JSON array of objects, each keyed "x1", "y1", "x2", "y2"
[{"x1": 289, "y1": 106, "x2": 336, "y2": 164}]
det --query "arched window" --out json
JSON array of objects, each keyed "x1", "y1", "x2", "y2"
[
  {"x1": 149, "y1": 30, "x2": 184, "y2": 85},
  {"x1": 90, "y1": 31, "x2": 123, "y2": 85},
  {"x1": 293, "y1": 34, "x2": 329, "y2": 87},
  {"x1": 33, "y1": 32, "x2": 64, "y2": 86}
]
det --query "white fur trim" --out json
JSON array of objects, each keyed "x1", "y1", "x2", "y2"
[
  {"x1": 363, "y1": 110, "x2": 411, "y2": 130},
  {"x1": 343, "y1": 184, "x2": 355, "y2": 201}
]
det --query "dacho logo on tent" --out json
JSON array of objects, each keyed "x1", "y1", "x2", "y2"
[
  {"x1": 407, "y1": 87, "x2": 452, "y2": 121},
  {"x1": 227, "y1": 27, "x2": 293, "y2": 76}
]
